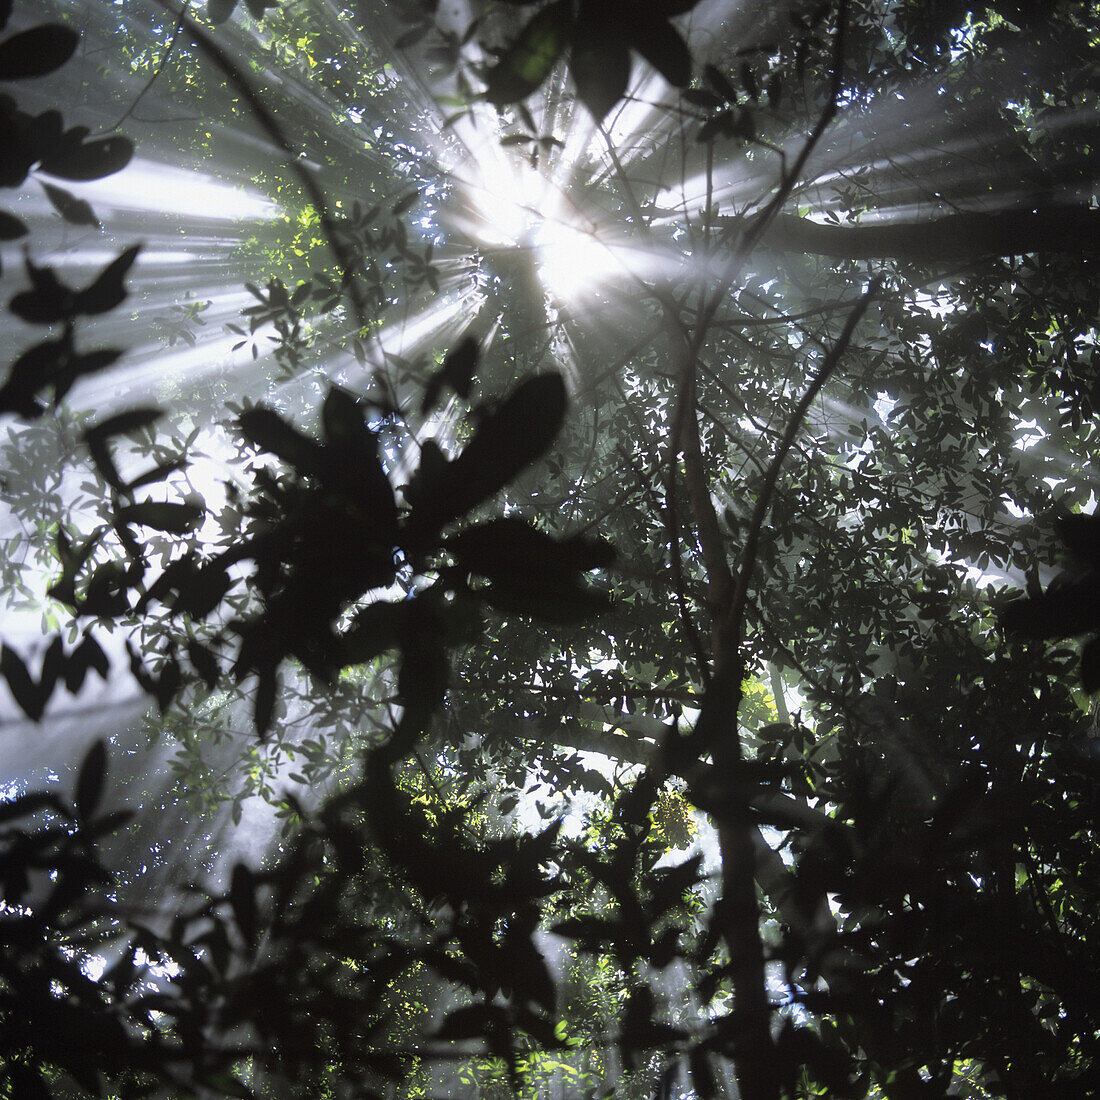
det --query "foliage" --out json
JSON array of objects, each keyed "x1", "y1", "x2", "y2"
[{"x1": 1, "y1": 0, "x2": 1099, "y2": 1098}]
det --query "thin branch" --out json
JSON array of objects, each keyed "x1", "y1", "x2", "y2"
[
  {"x1": 723, "y1": 277, "x2": 880, "y2": 649},
  {"x1": 107, "y1": 0, "x2": 192, "y2": 133}
]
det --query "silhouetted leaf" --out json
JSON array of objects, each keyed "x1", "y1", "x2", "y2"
[
  {"x1": 0, "y1": 24, "x2": 78, "y2": 80},
  {"x1": 76, "y1": 244, "x2": 141, "y2": 313},
  {"x1": 11, "y1": 247, "x2": 139, "y2": 323},
  {"x1": 1058, "y1": 511, "x2": 1100, "y2": 565},
  {"x1": 64, "y1": 634, "x2": 109, "y2": 692},
  {"x1": 1081, "y1": 635, "x2": 1100, "y2": 693},
  {"x1": 484, "y1": 0, "x2": 572, "y2": 106},
  {"x1": 0, "y1": 208, "x2": 25, "y2": 238},
  {"x1": 84, "y1": 406, "x2": 162, "y2": 446},
  {"x1": 392, "y1": 190, "x2": 419, "y2": 215},
  {"x1": 630, "y1": 17, "x2": 691, "y2": 87},
  {"x1": 338, "y1": 600, "x2": 402, "y2": 666},
  {"x1": 406, "y1": 372, "x2": 567, "y2": 539},
  {"x1": 0, "y1": 789, "x2": 64, "y2": 825},
  {"x1": 683, "y1": 88, "x2": 723, "y2": 109},
  {"x1": 238, "y1": 405, "x2": 324, "y2": 475},
  {"x1": 421, "y1": 335, "x2": 479, "y2": 415},
  {"x1": 208, "y1": 0, "x2": 239, "y2": 20},
  {"x1": 447, "y1": 516, "x2": 614, "y2": 580},
  {"x1": 570, "y1": 28, "x2": 630, "y2": 121},
  {"x1": 116, "y1": 500, "x2": 204, "y2": 534},
  {"x1": 0, "y1": 643, "x2": 46, "y2": 720},
  {"x1": 432, "y1": 1002, "x2": 509, "y2": 1041},
  {"x1": 187, "y1": 639, "x2": 220, "y2": 689},
  {"x1": 39, "y1": 134, "x2": 133, "y2": 180},
  {"x1": 689, "y1": 1046, "x2": 718, "y2": 1099},
  {"x1": 230, "y1": 863, "x2": 259, "y2": 948},
  {"x1": 1002, "y1": 572, "x2": 1100, "y2": 638},
  {"x1": 703, "y1": 62, "x2": 738, "y2": 101},
  {"x1": 254, "y1": 664, "x2": 277, "y2": 736},
  {"x1": 74, "y1": 739, "x2": 107, "y2": 817},
  {"x1": 41, "y1": 180, "x2": 98, "y2": 226}
]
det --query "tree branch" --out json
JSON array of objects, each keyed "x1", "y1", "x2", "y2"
[{"x1": 747, "y1": 204, "x2": 1100, "y2": 262}]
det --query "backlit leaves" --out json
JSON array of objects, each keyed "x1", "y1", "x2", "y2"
[{"x1": 483, "y1": 0, "x2": 699, "y2": 119}]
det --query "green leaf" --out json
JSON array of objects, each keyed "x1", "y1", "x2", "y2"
[{"x1": 484, "y1": 0, "x2": 572, "y2": 106}]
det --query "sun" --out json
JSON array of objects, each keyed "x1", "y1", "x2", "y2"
[{"x1": 445, "y1": 114, "x2": 644, "y2": 301}]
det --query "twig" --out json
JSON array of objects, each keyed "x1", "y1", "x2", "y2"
[
  {"x1": 722, "y1": 277, "x2": 880, "y2": 649},
  {"x1": 107, "y1": 0, "x2": 192, "y2": 132}
]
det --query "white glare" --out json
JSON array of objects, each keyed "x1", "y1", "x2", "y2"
[{"x1": 74, "y1": 157, "x2": 278, "y2": 221}]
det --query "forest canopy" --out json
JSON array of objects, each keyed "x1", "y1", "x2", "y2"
[{"x1": 0, "y1": 0, "x2": 1098, "y2": 1097}]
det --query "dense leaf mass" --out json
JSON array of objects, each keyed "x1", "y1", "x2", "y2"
[{"x1": 0, "y1": 0, "x2": 1098, "y2": 1098}]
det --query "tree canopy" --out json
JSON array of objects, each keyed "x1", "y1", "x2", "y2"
[{"x1": 1, "y1": 0, "x2": 1099, "y2": 1097}]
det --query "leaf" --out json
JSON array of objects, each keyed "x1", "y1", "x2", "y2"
[
  {"x1": 703, "y1": 62, "x2": 738, "y2": 101},
  {"x1": 0, "y1": 790, "x2": 65, "y2": 826},
  {"x1": 39, "y1": 135, "x2": 133, "y2": 181},
  {"x1": 230, "y1": 863, "x2": 259, "y2": 948},
  {"x1": 448, "y1": 517, "x2": 614, "y2": 580},
  {"x1": 683, "y1": 88, "x2": 723, "y2": 110},
  {"x1": 238, "y1": 406, "x2": 324, "y2": 475},
  {"x1": 1081, "y1": 635, "x2": 1100, "y2": 693},
  {"x1": 0, "y1": 208, "x2": 25, "y2": 238},
  {"x1": 40, "y1": 181, "x2": 99, "y2": 227},
  {"x1": 84, "y1": 406, "x2": 162, "y2": 445},
  {"x1": 1057, "y1": 511, "x2": 1100, "y2": 566},
  {"x1": 0, "y1": 24, "x2": 79, "y2": 80},
  {"x1": 75, "y1": 244, "x2": 141, "y2": 314},
  {"x1": 254, "y1": 665, "x2": 277, "y2": 736},
  {"x1": 207, "y1": 0, "x2": 238, "y2": 23},
  {"x1": 421, "y1": 335, "x2": 479, "y2": 415},
  {"x1": 406, "y1": 372, "x2": 567, "y2": 540},
  {"x1": 569, "y1": 29, "x2": 630, "y2": 121},
  {"x1": 116, "y1": 500, "x2": 204, "y2": 534},
  {"x1": 63, "y1": 634, "x2": 109, "y2": 692},
  {"x1": 392, "y1": 190, "x2": 420, "y2": 215},
  {"x1": 187, "y1": 639, "x2": 220, "y2": 689},
  {"x1": 629, "y1": 17, "x2": 691, "y2": 88},
  {"x1": 689, "y1": 1046, "x2": 718, "y2": 1100},
  {"x1": 432, "y1": 1003, "x2": 509, "y2": 1041},
  {"x1": 74, "y1": 739, "x2": 107, "y2": 817},
  {"x1": 338, "y1": 600, "x2": 402, "y2": 666},
  {"x1": 484, "y1": 0, "x2": 572, "y2": 106},
  {"x1": 1, "y1": 643, "x2": 46, "y2": 720}
]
